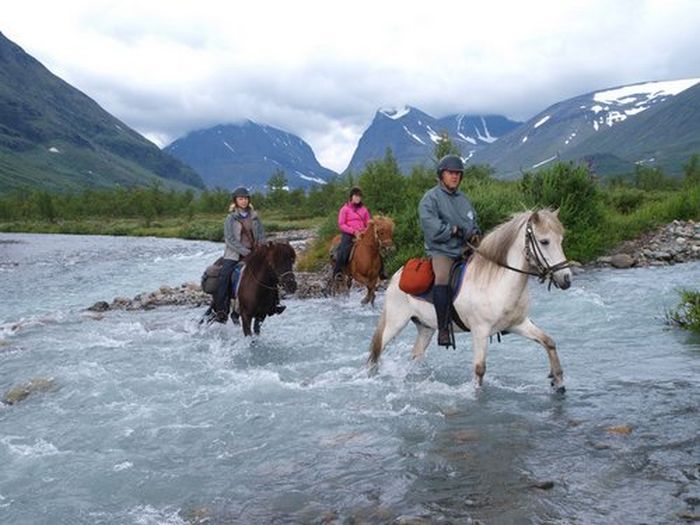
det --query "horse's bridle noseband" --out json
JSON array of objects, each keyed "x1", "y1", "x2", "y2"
[
  {"x1": 467, "y1": 215, "x2": 571, "y2": 290},
  {"x1": 251, "y1": 268, "x2": 295, "y2": 292}
]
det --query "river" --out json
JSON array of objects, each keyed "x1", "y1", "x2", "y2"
[{"x1": 1, "y1": 233, "x2": 698, "y2": 524}]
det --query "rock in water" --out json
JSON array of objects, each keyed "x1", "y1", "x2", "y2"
[{"x1": 2, "y1": 378, "x2": 57, "y2": 405}]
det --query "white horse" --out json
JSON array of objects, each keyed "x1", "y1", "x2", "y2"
[{"x1": 368, "y1": 209, "x2": 572, "y2": 392}]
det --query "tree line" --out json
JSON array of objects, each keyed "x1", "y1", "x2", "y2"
[{"x1": 1, "y1": 142, "x2": 698, "y2": 266}]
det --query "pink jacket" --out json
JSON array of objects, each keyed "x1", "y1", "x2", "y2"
[{"x1": 338, "y1": 202, "x2": 371, "y2": 235}]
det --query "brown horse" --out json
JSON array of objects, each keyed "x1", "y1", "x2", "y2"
[
  {"x1": 235, "y1": 241, "x2": 297, "y2": 336},
  {"x1": 331, "y1": 216, "x2": 395, "y2": 305}
]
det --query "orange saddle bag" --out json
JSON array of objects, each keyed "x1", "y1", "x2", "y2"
[{"x1": 399, "y1": 258, "x2": 434, "y2": 295}]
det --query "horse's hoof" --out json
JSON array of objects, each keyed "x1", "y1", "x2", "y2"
[{"x1": 552, "y1": 384, "x2": 566, "y2": 395}]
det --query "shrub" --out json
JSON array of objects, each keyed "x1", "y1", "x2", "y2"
[
  {"x1": 666, "y1": 289, "x2": 700, "y2": 333},
  {"x1": 520, "y1": 162, "x2": 605, "y2": 261}
]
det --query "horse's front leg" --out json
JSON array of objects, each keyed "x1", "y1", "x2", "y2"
[
  {"x1": 471, "y1": 331, "x2": 490, "y2": 387},
  {"x1": 509, "y1": 318, "x2": 565, "y2": 393},
  {"x1": 361, "y1": 284, "x2": 375, "y2": 306},
  {"x1": 240, "y1": 312, "x2": 253, "y2": 337},
  {"x1": 253, "y1": 315, "x2": 266, "y2": 335}
]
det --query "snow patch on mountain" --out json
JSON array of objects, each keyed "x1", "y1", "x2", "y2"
[
  {"x1": 475, "y1": 117, "x2": 497, "y2": 144},
  {"x1": 426, "y1": 126, "x2": 442, "y2": 144},
  {"x1": 403, "y1": 125, "x2": 426, "y2": 144},
  {"x1": 587, "y1": 78, "x2": 700, "y2": 131},
  {"x1": 297, "y1": 172, "x2": 327, "y2": 184},
  {"x1": 534, "y1": 115, "x2": 551, "y2": 128},
  {"x1": 593, "y1": 78, "x2": 700, "y2": 105},
  {"x1": 380, "y1": 106, "x2": 411, "y2": 120},
  {"x1": 532, "y1": 155, "x2": 558, "y2": 169}
]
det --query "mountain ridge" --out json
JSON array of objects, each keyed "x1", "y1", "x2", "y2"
[
  {"x1": 0, "y1": 31, "x2": 205, "y2": 194},
  {"x1": 164, "y1": 120, "x2": 336, "y2": 191},
  {"x1": 472, "y1": 77, "x2": 700, "y2": 177}
]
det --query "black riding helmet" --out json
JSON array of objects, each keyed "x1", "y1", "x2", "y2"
[
  {"x1": 349, "y1": 186, "x2": 363, "y2": 199},
  {"x1": 231, "y1": 186, "x2": 250, "y2": 199},
  {"x1": 436, "y1": 154, "x2": 464, "y2": 178}
]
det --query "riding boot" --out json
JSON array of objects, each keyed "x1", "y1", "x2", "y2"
[{"x1": 433, "y1": 285, "x2": 452, "y2": 347}]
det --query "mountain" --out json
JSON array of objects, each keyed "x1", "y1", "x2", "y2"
[
  {"x1": 345, "y1": 106, "x2": 521, "y2": 174},
  {"x1": 472, "y1": 78, "x2": 700, "y2": 178},
  {"x1": 566, "y1": 81, "x2": 700, "y2": 174},
  {"x1": 0, "y1": 31, "x2": 204, "y2": 194},
  {"x1": 165, "y1": 121, "x2": 336, "y2": 190}
]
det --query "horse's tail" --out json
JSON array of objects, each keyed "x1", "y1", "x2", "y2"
[{"x1": 367, "y1": 307, "x2": 387, "y2": 368}]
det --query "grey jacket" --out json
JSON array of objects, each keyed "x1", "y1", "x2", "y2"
[
  {"x1": 223, "y1": 208, "x2": 265, "y2": 261},
  {"x1": 419, "y1": 183, "x2": 479, "y2": 258}
]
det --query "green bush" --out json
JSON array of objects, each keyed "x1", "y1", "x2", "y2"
[
  {"x1": 520, "y1": 162, "x2": 605, "y2": 261},
  {"x1": 666, "y1": 289, "x2": 700, "y2": 333},
  {"x1": 604, "y1": 187, "x2": 648, "y2": 214}
]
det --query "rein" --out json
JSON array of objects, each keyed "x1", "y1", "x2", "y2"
[
  {"x1": 249, "y1": 267, "x2": 294, "y2": 291},
  {"x1": 466, "y1": 216, "x2": 570, "y2": 290}
]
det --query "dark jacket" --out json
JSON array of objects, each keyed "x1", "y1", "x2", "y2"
[{"x1": 419, "y1": 183, "x2": 479, "y2": 258}]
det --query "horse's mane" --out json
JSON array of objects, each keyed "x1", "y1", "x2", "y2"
[
  {"x1": 359, "y1": 215, "x2": 395, "y2": 241},
  {"x1": 246, "y1": 241, "x2": 296, "y2": 270},
  {"x1": 471, "y1": 209, "x2": 563, "y2": 276},
  {"x1": 245, "y1": 243, "x2": 270, "y2": 269}
]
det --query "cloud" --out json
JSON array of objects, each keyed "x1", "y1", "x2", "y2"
[{"x1": 4, "y1": 0, "x2": 700, "y2": 172}]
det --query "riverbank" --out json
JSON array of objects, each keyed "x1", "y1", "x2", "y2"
[
  {"x1": 86, "y1": 220, "x2": 700, "y2": 312},
  {"x1": 592, "y1": 219, "x2": 699, "y2": 269}
]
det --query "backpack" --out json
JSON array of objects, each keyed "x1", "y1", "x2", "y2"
[
  {"x1": 399, "y1": 258, "x2": 434, "y2": 295},
  {"x1": 201, "y1": 257, "x2": 224, "y2": 295}
]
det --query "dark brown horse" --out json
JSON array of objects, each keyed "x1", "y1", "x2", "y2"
[
  {"x1": 331, "y1": 216, "x2": 395, "y2": 305},
  {"x1": 235, "y1": 241, "x2": 297, "y2": 336}
]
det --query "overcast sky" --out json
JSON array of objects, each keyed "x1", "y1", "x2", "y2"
[{"x1": 4, "y1": 1, "x2": 700, "y2": 172}]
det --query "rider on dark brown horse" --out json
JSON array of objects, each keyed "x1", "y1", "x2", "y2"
[
  {"x1": 333, "y1": 187, "x2": 386, "y2": 281},
  {"x1": 212, "y1": 187, "x2": 284, "y2": 323},
  {"x1": 418, "y1": 154, "x2": 481, "y2": 347}
]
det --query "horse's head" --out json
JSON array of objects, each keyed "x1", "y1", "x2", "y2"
[
  {"x1": 372, "y1": 216, "x2": 395, "y2": 254},
  {"x1": 265, "y1": 240, "x2": 297, "y2": 293},
  {"x1": 527, "y1": 209, "x2": 572, "y2": 290}
]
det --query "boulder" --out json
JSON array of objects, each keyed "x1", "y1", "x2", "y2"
[
  {"x1": 3, "y1": 378, "x2": 57, "y2": 405},
  {"x1": 87, "y1": 300, "x2": 110, "y2": 312},
  {"x1": 610, "y1": 253, "x2": 634, "y2": 269}
]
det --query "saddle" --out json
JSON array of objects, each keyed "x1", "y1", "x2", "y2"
[
  {"x1": 400, "y1": 258, "x2": 470, "y2": 331},
  {"x1": 200, "y1": 258, "x2": 244, "y2": 298}
]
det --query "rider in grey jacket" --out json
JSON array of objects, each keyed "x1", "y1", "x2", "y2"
[
  {"x1": 419, "y1": 154, "x2": 481, "y2": 347},
  {"x1": 213, "y1": 187, "x2": 264, "y2": 322}
]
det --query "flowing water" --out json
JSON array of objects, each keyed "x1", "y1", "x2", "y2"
[{"x1": 1, "y1": 233, "x2": 699, "y2": 524}]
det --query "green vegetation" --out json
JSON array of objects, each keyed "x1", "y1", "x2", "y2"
[
  {"x1": 666, "y1": 289, "x2": 700, "y2": 333},
  {"x1": 1, "y1": 141, "x2": 699, "y2": 275}
]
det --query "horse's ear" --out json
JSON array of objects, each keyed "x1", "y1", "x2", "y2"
[
  {"x1": 531, "y1": 210, "x2": 540, "y2": 224},
  {"x1": 553, "y1": 208, "x2": 560, "y2": 217}
]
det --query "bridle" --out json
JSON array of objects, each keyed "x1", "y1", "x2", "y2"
[
  {"x1": 466, "y1": 215, "x2": 571, "y2": 290},
  {"x1": 369, "y1": 220, "x2": 394, "y2": 251}
]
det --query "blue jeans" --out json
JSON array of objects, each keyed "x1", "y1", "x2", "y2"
[{"x1": 214, "y1": 259, "x2": 239, "y2": 314}]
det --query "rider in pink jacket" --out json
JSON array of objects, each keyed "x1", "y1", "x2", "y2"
[{"x1": 333, "y1": 187, "x2": 371, "y2": 279}]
